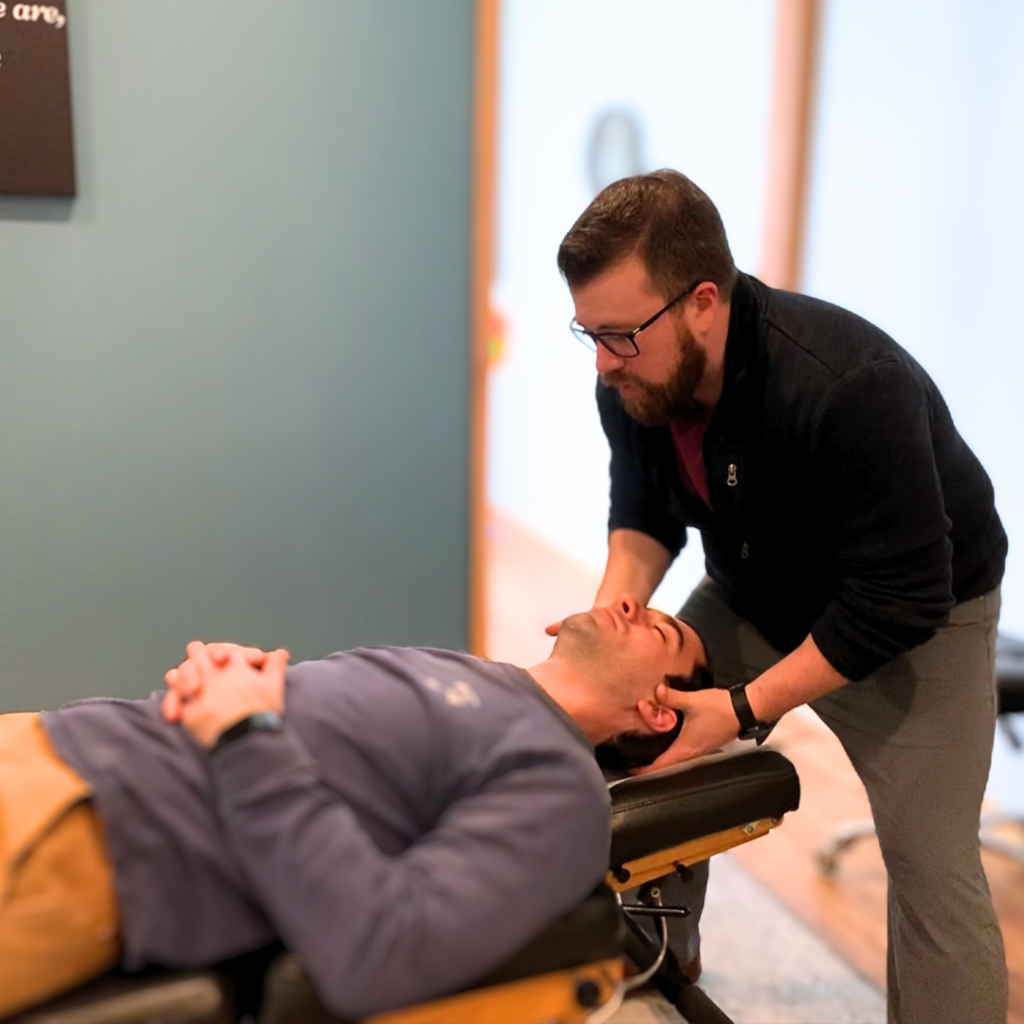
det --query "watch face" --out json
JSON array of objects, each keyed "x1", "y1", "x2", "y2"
[{"x1": 249, "y1": 710, "x2": 283, "y2": 730}]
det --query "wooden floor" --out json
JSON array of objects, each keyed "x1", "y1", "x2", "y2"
[{"x1": 484, "y1": 508, "x2": 1024, "y2": 1023}]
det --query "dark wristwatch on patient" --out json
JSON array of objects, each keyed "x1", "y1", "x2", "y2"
[
  {"x1": 210, "y1": 711, "x2": 283, "y2": 754},
  {"x1": 728, "y1": 683, "x2": 773, "y2": 745}
]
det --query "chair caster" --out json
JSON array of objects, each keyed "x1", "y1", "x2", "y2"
[{"x1": 816, "y1": 818, "x2": 877, "y2": 875}]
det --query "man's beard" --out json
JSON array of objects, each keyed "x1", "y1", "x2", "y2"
[{"x1": 601, "y1": 322, "x2": 707, "y2": 428}]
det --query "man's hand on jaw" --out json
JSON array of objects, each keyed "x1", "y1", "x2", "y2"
[
  {"x1": 544, "y1": 596, "x2": 635, "y2": 638},
  {"x1": 545, "y1": 602, "x2": 613, "y2": 638},
  {"x1": 547, "y1": 529, "x2": 673, "y2": 637},
  {"x1": 162, "y1": 641, "x2": 290, "y2": 749}
]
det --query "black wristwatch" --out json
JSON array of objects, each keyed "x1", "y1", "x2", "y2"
[
  {"x1": 210, "y1": 710, "x2": 283, "y2": 754},
  {"x1": 728, "y1": 684, "x2": 773, "y2": 744}
]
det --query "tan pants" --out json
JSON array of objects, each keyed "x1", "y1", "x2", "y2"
[{"x1": 0, "y1": 713, "x2": 121, "y2": 1019}]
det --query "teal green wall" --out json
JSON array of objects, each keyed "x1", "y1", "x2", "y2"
[{"x1": 0, "y1": 1, "x2": 474, "y2": 710}]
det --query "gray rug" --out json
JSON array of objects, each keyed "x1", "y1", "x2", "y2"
[{"x1": 610, "y1": 853, "x2": 886, "y2": 1024}]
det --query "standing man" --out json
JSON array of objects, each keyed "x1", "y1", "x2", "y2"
[{"x1": 553, "y1": 170, "x2": 1008, "y2": 1024}]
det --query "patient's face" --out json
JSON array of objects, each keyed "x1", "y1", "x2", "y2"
[{"x1": 555, "y1": 595, "x2": 702, "y2": 704}]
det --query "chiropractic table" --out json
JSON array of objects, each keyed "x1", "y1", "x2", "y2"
[{"x1": 12, "y1": 747, "x2": 800, "y2": 1024}]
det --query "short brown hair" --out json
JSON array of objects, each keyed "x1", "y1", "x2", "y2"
[{"x1": 557, "y1": 169, "x2": 737, "y2": 301}]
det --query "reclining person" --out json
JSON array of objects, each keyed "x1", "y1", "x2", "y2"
[{"x1": 0, "y1": 594, "x2": 708, "y2": 1021}]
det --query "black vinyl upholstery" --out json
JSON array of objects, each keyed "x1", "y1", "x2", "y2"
[
  {"x1": 476, "y1": 885, "x2": 623, "y2": 986},
  {"x1": 997, "y1": 633, "x2": 1024, "y2": 715},
  {"x1": 609, "y1": 748, "x2": 801, "y2": 867},
  {"x1": 259, "y1": 887, "x2": 623, "y2": 1024},
  {"x1": 11, "y1": 971, "x2": 231, "y2": 1024}
]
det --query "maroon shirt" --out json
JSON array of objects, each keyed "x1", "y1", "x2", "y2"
[{"x1": 669, "y1": 408, "x2": 714, "y2": 508}]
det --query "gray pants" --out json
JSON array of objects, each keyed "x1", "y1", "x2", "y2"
[{"x1": 662, "y1": 578, "x2": 1007, "y2": 1024}]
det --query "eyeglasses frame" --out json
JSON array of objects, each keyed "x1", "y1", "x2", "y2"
[{"x1": 570, "y1": 279, "x2": 704, "y2": 358}]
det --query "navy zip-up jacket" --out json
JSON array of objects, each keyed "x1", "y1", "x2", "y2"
[{"x1": 600, "y1": 273, "x2": 1006, "y2": 680}]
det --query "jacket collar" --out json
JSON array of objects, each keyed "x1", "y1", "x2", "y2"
[
  {"x1": 707, "y1": 272, "x2": 764, "y2": 441},
  {"x1": 722, "y1": 273, "x2": 762, "y2": 397}
]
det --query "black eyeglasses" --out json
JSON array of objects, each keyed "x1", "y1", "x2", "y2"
[{"x1": 570, "y1": 280, "x2": 703, "y2": 358}]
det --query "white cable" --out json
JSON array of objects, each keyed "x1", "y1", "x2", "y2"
[
  {"x1": 622, "y1": 914, "x2": 669, "y2": 992},
  {"x1": 584, "y1": 980, "x2": 626, "y2": 1024}
]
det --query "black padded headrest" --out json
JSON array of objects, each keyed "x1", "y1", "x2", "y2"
[
  {"x1": 609, "y1": 747, "x2": 800, "y2": 868},
  {"x1": 997, "y1": 632, "x2": 1024, "y2": 714}
]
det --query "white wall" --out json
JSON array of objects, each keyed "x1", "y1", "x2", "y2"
[
  {"x1": 804, "y1": 0, "x2": 1024, "y2": 636},
  {"x1": 488, "y1": 0, "x2": 775, "y2": 612}
]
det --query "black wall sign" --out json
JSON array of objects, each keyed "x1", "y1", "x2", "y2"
[{"x1": 0, "y1": 1, "x2": 75, "y2": 195}]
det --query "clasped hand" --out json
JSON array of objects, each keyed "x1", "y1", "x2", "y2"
[{"x1": 162, "y1": 641, "x2": 290, "y2": 748}]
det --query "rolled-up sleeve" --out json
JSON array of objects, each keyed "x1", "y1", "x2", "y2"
[
  {"x1": 808, "y1": 360, "x2": 954, "y2": 680},
  {"x1": 598, "y1": 381, "x2": 687, "y2": 557},
  {"x1": 209, "y1": 729, "x2": 610, "y2": 1020}
]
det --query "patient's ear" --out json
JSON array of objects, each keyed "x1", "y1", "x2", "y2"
[{"x1": 637, "y1": 698, "x2": 678, "y2": 734}]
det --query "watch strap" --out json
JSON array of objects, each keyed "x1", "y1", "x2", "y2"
[
  {"x1": 211, "y1": 710, "x2": 283, "y2": 754},
  {"x1": 728, "y1": 684, "x2": 771, "y2": 743}
]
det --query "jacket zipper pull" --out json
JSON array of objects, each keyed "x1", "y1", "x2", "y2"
[
  {"x1": 727, "y1": 463, "x2": 738, "y2": 487},
  {"x1": 741, "y1": 542, "x2": 749, "y2": 560}
]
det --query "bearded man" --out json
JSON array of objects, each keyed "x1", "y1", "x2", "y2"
[{"x1": 551, "y1": 169, "x2": 1008, "y2": 1024}]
